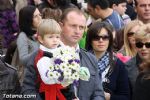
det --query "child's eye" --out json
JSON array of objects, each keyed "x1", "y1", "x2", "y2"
[{"x1": 56, "y1": 36, "x2": 60, "y2": 38}]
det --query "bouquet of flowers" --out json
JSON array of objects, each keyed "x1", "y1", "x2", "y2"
[{"x1": 48, "y1": 46, "x2": 90, "y2": 87}]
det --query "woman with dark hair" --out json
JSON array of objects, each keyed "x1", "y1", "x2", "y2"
[
  {"x1": 85, "y1": 21, "x2": 130, "y2": 100},
  {"x1": 11, "y1": 5, "x2": 42, "y2": 84},
  {"x1": 16, "y1": 5, "x2": 42, "y2": 66},
  {"x1": 0, "y1": 0, "x2": 19, "y2": 48}
]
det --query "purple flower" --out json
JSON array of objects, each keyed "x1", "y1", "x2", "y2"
[
  {"x1": 56, "y1": 69, "x2": 62, "y2": 73},
  {"x1": 45, "y1": 70, "x2": 49, "y2": 78},
  {"x1": 74, "y1": 59, "x2": 80, "y2": 63},
  {"x1": 58, "y1": 75, "x2": 64, "y2": 82},
  {"x1": 54, "y1": 59, "x2": 63, "y2": 65},
  {"x1": 73, "y1": 80, "x2": 79, "y2": 86},
  {"x1": 68, "y1": 59, "x2": 73, "y2": 64}
]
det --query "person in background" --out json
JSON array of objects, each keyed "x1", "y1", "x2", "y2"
[
  {"x1": 38, "y1": 0, "x2": 76, "y2": 13},
  {"x1": 116, "y1": 20, "x2": 143, "y2": 63},
  {"x1": 15, "y1": 0, "x2": 28, "y2": 22},
  {"x1": 126, "y1": 0, "x2": 137, "y2": 20},
  {"x1": 134, "y1": 0, "x2": 150, "y2": 24},
  {"x1": 38, "y1": 0, "x2": 57, "y2": 10},
  {"x1": 87, "y1": 0, "x2": 124, "y2": 31},
  {"x1": 0, "y1": 0, "x2": 19, "y2": 48},
  {"x1": 16, "y1": 5, "x2": 42, "y2": 66},
  {"x1": 0, "y1": 58, "x2": 21, "y2": 99},
  {"x1": 28, "y1": 0, "x2": 43, "y2": 6},
  {"x1": 22, "y1": 8, "x2": 105, "y2": 100},
  {"x1": 4, "y1": 0, "x2": 28, "y2": 65},
  {"x1": 108, "y1": 0, "x2": 131, "y2": 25},
  {"x1": 42, "y1": 8, "x2": 62, "y2": 22},
  {"x1": 131, "y1": 23, "x2": 150, "y2": 100},
  {"x1": 85, "y1": 21, "x2": 130, "y2": 100},
  {"x1": 133, "y1": 60, "x2": 150, "y2": 100},
  {"x1": 125, "y1": 23, "x2": 150, "y2": 96}
]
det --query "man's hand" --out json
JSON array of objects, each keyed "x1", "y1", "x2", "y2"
[{"x1": 104, "y1": 92, "x2": 110, "y2": 100}]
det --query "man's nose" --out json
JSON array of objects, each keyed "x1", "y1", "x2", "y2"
[
  {"x1": 74, "y1": 27, "x2": 81, "y2": 33},
  {"x1": 145, "y1": 5, "x2": 150, "y2": 10}
]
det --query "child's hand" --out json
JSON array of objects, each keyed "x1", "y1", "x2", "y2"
[
  {"x1": 72, "y1": 97, "x2": 80, "y2": 100},
  {"x1": 104, "y1": 92, "x2": 110, "y2": 100}
]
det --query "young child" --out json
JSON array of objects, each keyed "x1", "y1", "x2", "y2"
[{"x1": 35, "y1": 19, "x2": 76, "y2": 100}]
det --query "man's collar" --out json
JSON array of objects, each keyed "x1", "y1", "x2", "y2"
[{"x1": 60, "y1": 41, "x2": 80, "y2": 53}]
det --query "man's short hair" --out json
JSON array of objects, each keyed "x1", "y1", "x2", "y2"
[
  {"x1": 134, "y1": 0, "x2": 138, "y2": 7},
  {"x1": 108, "y1": 0, "x2": 127, "y2": 8},
  {"x1": 87, "y1": 0, "x2": 109, "y2": 9},
  {"x1": 60, "y1": 7, "x2": 85, "y2": 22}
]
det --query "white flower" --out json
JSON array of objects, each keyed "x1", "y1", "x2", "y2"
[
  {"x1": 59, "y1": 63, "x2": 67, "y2": 71},
  {"x1": 72, "y1": 72, "x2": 79, "y2": 80},
  {"x1": 53, "y1": 71, "x2": 61, "y2": 79},
  {"x1": 49, "y1": 65, "x2": 54, "y2": 71},
  {"x1": 46, "y1": 46, "x2": 82, "y2": 86},
  {"x1": 63, "y1": 70, "x2": 72, "y2": 81},
  {"x1": 55, "y1": 64, "x2": 60, "y2": 70},
  {"x1": 49, "y1": 71, "x2": 54, "y2": 79}
]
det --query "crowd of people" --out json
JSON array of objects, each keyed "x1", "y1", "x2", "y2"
[{"x1": 0, "y1": 0, "x2": 150, "y2": 100}]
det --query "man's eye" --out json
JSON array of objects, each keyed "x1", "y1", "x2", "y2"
[
  {"x1": 79, "y1": 26, "x2": 84, "y2": 30},
  {"x1": 71, "y1": 25, "x2": 76, "y2": 28},
  {"x1": 139, "y1": 4, "x2": 146, "y2": 7}
]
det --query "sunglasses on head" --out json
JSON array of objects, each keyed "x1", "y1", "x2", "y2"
[
  {"x1": 127, "y1": 32, "x2": 135, "y2": 37},
  {"x1": 135, "y1": 42, "x2": 150, "y2": 48},
  {"x1": 93, "y1": 35, "x2": 110, "y2": 41}
]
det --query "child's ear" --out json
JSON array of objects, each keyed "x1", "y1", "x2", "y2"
[{"x1": 37, "y1": 35, "x2": 43, "y2": 44}]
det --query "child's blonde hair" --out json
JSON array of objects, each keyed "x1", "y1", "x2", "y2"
[{"x1": 37, "y1": 19, "x2": 62, "y2": 38}]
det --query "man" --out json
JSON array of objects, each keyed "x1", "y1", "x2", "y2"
[
  {"x1": 22, "y1": 8, "x2": 105, "y2": 100},
  {"x1": 87, "y1": 0, "x2": 124, "y2": 31},
  {"x1": 108, "y1": 0, "x2": 131, "y2": 25},
  {"x1": 134, "y1": 0, "x2": 150, "y2": 23}
]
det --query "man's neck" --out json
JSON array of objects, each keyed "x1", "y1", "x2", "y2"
[
  {"x1": 142, "y1": 20, "x2": 150, "y2": 24},
  {"x1": 138, "y1": 17, "x2": 150, "y2": 24},
  {"x1": 99, "y1": 8, "x2": 113, "y2": 19},
  {"x1": 60, "y1": 40, "x2": 78, "y2": 49}
]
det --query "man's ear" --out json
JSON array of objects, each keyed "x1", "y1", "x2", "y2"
[
  {"x1": 134, "y1": 6, "x2": 137, "y2": 13},
  {"x1": 59, "y1": 22, "x2": 63, "y2": 27},
  {"x1": 95, "y1": 5, "x2": 101, "y2": 13},
  {"x1": 112, "y1": 4, "x2": 117, "y2": 9}
]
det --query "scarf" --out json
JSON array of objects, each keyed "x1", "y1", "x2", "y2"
[{"x1": 98, "y1": 52, "x2": 110, "y2": 73}]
